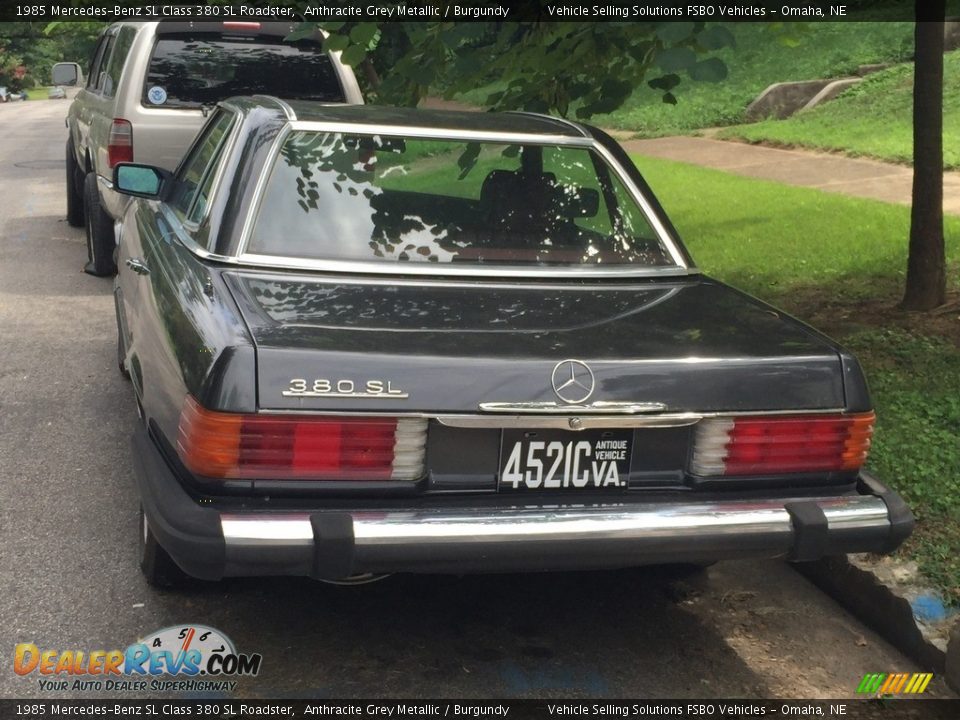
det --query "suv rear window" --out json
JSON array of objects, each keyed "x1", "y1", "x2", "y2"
[{"x1": 142, "y1": 33, "x2": 344, "y2": 108}]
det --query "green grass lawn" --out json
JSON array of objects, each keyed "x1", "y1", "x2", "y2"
[
  {"x1": 23, "y1": 86, "x2": 54, "y2": 100},
  {"x1": 454, "y1": 22, "x2": 914, "y2": 137},
  {"x1": 631, "y1": 153, "x2": 960, "y2": 601},
  {"x1": 718, "y1": 51, "x2": 960, "y2": 169}
]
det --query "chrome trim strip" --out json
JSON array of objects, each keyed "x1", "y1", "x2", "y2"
[
  {"x1": 223, "y1": 121, "x2": 694, "y2": 278},
  {"x1": 254, "y1": 408, "x2": 847, "y2": 421},
  {"x1": 226, "y1": 271, "x2": 688, "y2": 291},
  {"x1": 502, "y1": 110, "x2": 591, "y2": 138},
  {"x1": 219, "y1": 495, "x2": 890, "y2": 548},
  {"x1": 476, "y1": 401, "x2": 668, "y2": 415},
  {"x1": 437, "y1": 414, "x2": 698, "y2": 430},
  {"x1": 288, "y1": 121, "x2": 595, "y2": 145},
  {"x1": 233, "y1": 254, "x2": 697, "y2": 279}
]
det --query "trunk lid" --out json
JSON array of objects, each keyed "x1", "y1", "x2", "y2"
[{"x1": 223, "y1": 272, "x2": 846, "y2": 414}]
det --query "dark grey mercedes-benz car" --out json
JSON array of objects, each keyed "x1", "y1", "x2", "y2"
[{"x1": 111, "y1": 97, "x2": 912, "y2": 586}]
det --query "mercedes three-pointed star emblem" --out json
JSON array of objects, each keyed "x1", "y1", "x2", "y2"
[{"x1": 550, "y1": 359, "x2": 595, "y2": 404}]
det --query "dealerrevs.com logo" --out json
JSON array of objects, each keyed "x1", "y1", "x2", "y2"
[{"x1": 14, "y1": 625, "x2": 262, "y2": 693}]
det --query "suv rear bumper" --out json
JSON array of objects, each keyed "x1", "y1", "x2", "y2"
[{"x1": 133, "y1": 428, "x2": 913, "y2": 581}]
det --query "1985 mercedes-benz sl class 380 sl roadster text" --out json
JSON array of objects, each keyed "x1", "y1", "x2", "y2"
[{"x1": 110, "y1": 98, "x2": 912, "y2": 586}]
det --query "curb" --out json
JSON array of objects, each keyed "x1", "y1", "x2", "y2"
[{"x1": 795, "y1": 555, "x2": 958, "y2": 692}]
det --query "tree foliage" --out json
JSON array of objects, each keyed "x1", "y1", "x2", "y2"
[
  {"x1": 291, "y1": 20, "x2": 736, "y2": 118},
  {"x1": 0, "y1": 21, "x2": 102, "y2": 87}
]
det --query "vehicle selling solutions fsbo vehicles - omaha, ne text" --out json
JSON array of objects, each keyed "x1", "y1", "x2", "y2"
[
  {"x1": 59, "y1": 21, "x2": 363, "y2": 277},
  {"x1": 110, "y1": 99, "x2": 913, "y2": 586}
]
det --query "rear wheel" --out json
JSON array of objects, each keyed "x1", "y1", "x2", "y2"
[
  {"x1": 65, "y1": 140, "x2": 84, "y2": 227},
  {"x1": 138, "y1": 506, "x2": 189, "y2": 588},
  {"x1": 82, "y1": 172, "x2": 116, "y2": 276}
]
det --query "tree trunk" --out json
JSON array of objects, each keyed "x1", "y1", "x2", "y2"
[{"x1": 902, "y1": 1, "x2": 946, "y2": 310}]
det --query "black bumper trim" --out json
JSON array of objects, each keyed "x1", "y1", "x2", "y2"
[
  {"x1": 858, "y1": 470, "x2": 915, "y2": 553},
  {"x1": 785, "y1": 502, "x2": 829, "y2": 562},
  {"x1": 132, "y1": 428, "x2": 226, "y2": 581},
  {"x1": 311, "y1": 513, "x2": 356, "y2": 579}
]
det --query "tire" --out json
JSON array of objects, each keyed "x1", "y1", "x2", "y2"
[
  {"x1": 65, "y1": 140, "x2": 84, "y2": 227},
  {"x1": 138, "y1": 506, "x2": 189, "y2": 589},
  {"x1": 82, "y1": 172, "x2": 117, "y2": 276}
]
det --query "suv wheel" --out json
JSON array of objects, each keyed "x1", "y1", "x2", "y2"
[
  {"x1": 139, "y1": 506, "x2": 188, "y2": 588},
  {"x1": 65, "y1": 140, "x2": 84, "y2": 227},
  {"x1": 82, "y1": 172, "x2": 117, "y2": 276}
]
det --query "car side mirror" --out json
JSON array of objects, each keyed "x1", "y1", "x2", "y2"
[
  {"x1": 51, "y1": 62, "x2": 82, "y2": 87},
  {"x1": 113, "y1": 164, "x2": 171, "y2": 199}
]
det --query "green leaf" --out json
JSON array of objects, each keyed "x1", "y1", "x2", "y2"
[
  {"x1": 340, "y1": 44, "x2": 367, "y2": 67},
  {"x1": 656, "y1": 47, "x2": 697, "y2": 73},
  {"x1": 323, "y1": 34, "x2": 350, "y2": 53},
  {"x1": 349, "y1": 23, "x2": 379, "y2": 48},
  {"x1": 286, "y1": 22, "x2": 318, "y2": 42},
  {"x1": 319, "y1": 21, "x2": 346, "y2": 33},
  {"x1": 698, "y1": 25, "x2": 736, "y2": 51},
  {"x1": 647, "y1": 73, "x2": 681, "y2": 92},
  {"x1": 655, "y1": 22, "x2": 695, "y2": 44},
  {"x1": 662, "y1": 92, "x2": 677, "y2": 105},
  {"x1": 688, "y1": 57, "x2": 728, "y2": 82}
]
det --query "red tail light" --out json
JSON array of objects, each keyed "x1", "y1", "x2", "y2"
[
  {"x1": 107, "y1": 119, "x2": 133, "y2": 168},
  {"x1": 223, "y1": 22, "x2": 261, "y2": 31},
  {"x1": 690, "y1": 412, "x2": 875, "y2": 476},
  {"x1": 176, "y1": 396, "x2": 426, "y2": 481}
]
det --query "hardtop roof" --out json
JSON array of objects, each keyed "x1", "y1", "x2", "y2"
[{"x1": 226, "y1": 97, "x2": 592, "y2": 138}]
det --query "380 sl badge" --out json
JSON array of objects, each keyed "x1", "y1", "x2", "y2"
[{"x1": 283, "y1": 378, "x2": 409, "y2": 399}]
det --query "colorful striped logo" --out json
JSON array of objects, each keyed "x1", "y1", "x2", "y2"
[{"x1": 857, "y1": 672, "x2": 934, "y2": 694}]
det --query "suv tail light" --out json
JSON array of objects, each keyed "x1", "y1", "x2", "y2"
[
  {"x1": 176, "y1": 396, "x2": 427, "y2": 481},
  {"x1": 107, "y1": 119, "x2": 133, "y2": 168},
  {"x1": 690, "y1": 412, "x2": 874, "y2": 476}
]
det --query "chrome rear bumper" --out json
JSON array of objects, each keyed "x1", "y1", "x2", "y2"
[
  {"x1": 218, "y1": 477, "x2": 911, "y2": 577},
  {"x1": 132, "y1": 426, "x2": 911, "y2": 580}
]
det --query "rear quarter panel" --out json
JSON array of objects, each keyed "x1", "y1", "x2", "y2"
[{"x1": 121, "y1": 201, "x2": 256, "y2": 449}]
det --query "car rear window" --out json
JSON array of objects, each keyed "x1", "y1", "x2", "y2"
[
  {"x1": 142, "y1": 33, "x2": 344, "y2": 108},
  {"x1": 247, "y1": 133, "x2": 673, "y2": 269}
]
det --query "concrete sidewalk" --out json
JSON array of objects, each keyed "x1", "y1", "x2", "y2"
[{"x1": 621, "y1": 135, "x2": 960, "y2": 216}]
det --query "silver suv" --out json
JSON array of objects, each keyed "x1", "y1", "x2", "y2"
[{"x1": 61, "y1": 21, "x2": 363, "y2": 275}]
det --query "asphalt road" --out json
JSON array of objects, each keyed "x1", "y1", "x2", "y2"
[{"x1": 0, "y1": 99, "x2": 946, "y2": 701}]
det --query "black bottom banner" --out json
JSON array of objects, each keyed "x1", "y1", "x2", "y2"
[{"x1": 2, "y1": 699, "x2": 960, "y2": 720}]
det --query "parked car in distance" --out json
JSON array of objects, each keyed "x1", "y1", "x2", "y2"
[
  {"x1": 112, "y1": 98, "x2": 912, "y2": 587},
  {"x1": 61, "y1": 21, "x2": 363, "y2": 276}
]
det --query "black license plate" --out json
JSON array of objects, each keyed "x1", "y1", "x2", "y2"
[{"x1": 499, "y1": 429, "x2": 632, "y2": 492}]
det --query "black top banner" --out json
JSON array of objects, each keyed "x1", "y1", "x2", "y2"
[
  {"x1": 0, "y1": 0, "x2": 956, "y2": 23},
  {"x1": 2, "y1": 699, "x2": 960, "y2": 720}
]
